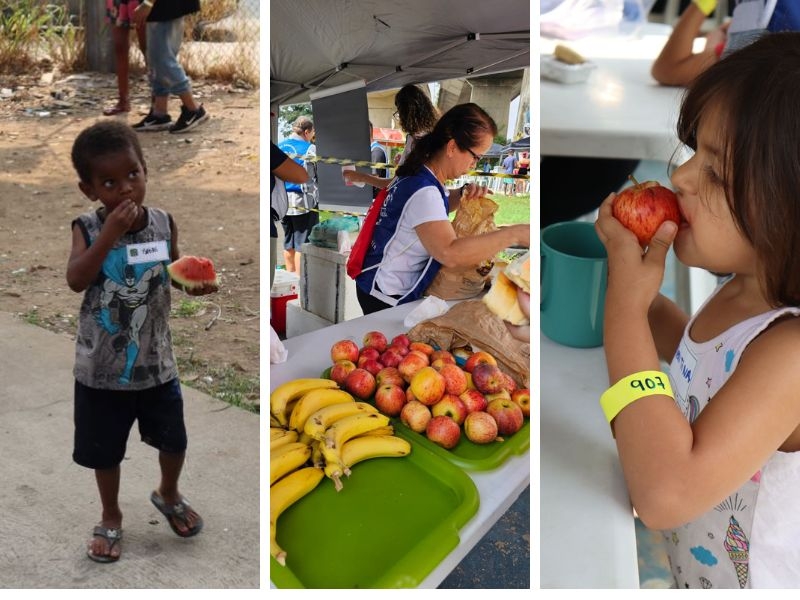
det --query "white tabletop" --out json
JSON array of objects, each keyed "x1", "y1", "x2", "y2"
[
  {"x1": 540, "y1": 333, "x2": 640, "y2": 588},
  {"x1": 540, "y1": 24, "x2": 687, "y2": 161},
  {"x1": 269, "y1": 300, "x2": 531, "y2": 589}
]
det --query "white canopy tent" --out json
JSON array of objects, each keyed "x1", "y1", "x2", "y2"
[{"x1": 270, "y1": 0, "x2": 531, "y2": 106}]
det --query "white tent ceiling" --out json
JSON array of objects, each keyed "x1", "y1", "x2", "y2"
[{"x1": 269, "y1": 0, "x2": 531, "y2": 106}]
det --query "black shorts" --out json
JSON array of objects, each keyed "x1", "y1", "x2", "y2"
[
  {"x1": 73, "y1": 378, "x2": 188, "y2": 469},
  {"x1": 282, "y1": 211, "x2": 319, "y2": 251}
]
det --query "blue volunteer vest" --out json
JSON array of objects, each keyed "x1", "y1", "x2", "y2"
[
  {"x1": 277, "y1": 137, "x2": 311, "y2": 193},
  {"x1": 356, "y1": 167, "x2": 448, "y2": 306}
]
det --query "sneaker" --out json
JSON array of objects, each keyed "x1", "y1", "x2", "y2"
[
  {"x1": 132, "y1": 111, "x2": 172, "y2": 132},
  {"x1": 169, "y1": 104, "x2": 209, "y2": 134}
]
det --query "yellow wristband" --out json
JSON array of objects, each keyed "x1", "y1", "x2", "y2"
[
  {"x1": 693, "y1": 0, "x2": 717, "y2": 16},
  {"x1": 600, "y1": 370, "x2": 674, "y2": 426}
]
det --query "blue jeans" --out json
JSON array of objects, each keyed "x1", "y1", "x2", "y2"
[{"x1": 146, "y1": 18, "x2": 191, "y2": 98}]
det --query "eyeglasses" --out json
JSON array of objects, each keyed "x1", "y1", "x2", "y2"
[
  {"x1": 465, "y1": 147, "x2": 482, "y2": 163},
  {"x1": 392, "y1": 110, "x2": 399, "y2": 119}
]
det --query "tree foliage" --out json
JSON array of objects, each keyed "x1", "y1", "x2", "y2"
[{"x1": 279, "y1": 103, "x2": 312, "y2": 137}]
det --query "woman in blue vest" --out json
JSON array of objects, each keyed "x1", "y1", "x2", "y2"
[{"x1": 355, "y1": 103, "x2": 530, "y2": 314}]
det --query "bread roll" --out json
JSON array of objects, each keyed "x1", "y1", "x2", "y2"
[
  {"x1": 483, "y1": 272, "x2": 528, "y2": 325},
  {"x1": 504, "y1": 251, "x2": 530, "y2": 293}
]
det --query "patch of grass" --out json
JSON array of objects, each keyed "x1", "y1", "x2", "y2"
[
  {"x1": 177, "y1": 354, "x2": 259, "y2": 413},
  {"x1": 492, "y1": 193, "x2": 531, "y2": 226},
  {"x1": 21, "y1": 307, "x2": 41, "y2": 326},
  {"x1": 0, "y1": 1, "x2": 82, "y2": 74},
  {"x1": 173, "y1": 298, "x2": 206, "y2": 318}
]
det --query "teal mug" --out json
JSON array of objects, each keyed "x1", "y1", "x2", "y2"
[{"x1": 541, "y1": 221, "x2": 608, "y2": 348}]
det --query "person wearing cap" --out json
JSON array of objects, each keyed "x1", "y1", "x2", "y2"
[{"x1": 277, "y1": 116, "x2": 318, "y2": 273}]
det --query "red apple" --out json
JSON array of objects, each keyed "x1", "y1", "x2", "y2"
[
  {"x1": 438, "y1": 363, "x2": 468, "y2": 395},
  {"x1": 391, "y1": 333, "x2": 411, "y2": 348},
  {"x1": 358, "y1": 346, "x2": 381, "y2": 362},
  {"x1": 431, "y1": 393, "x2": 468, "y2": 425},
  {"x1": 409, "y1": 341, "x2": 435, "y2": 356},
  {"x1": 406, "y1": 385, "x2": 417, "y2": 403},
  {"x1": 380, "y1": 347, "x2": 404, "y2": 368},
  {"x1": 344, "y1": 368, "x2": 377, "y2": 400},
  {"x1": 376, "y1": 366, "x2": 405, "y2": 388},
  {"x1": 330, "y1": 339, "x2": 359, "y2": 364},
  {"x1": 501, "y1": 372, "x2": 518, "y2": 394},
  {"x1": 464, "y1": 411, "x2": 499, "y2": 444},
  {"x1": 388, "y1": 343, "x2": 409, "y2": 356},
  {"x1": 362, "y1": 330, "x2": 388, "y2": 353},
  {"x1": 398, "y1": 352, "x2": 429, "y2": 383},
  {"x1": 486, "y1": 397, "x2": 524, "y2": 436},
  {"x1": 400, "y1": 400, "x2": 431, "y2": 433},
  {"x1": 471, "y1": 363, "x2": 506, "y2": 395},
  {"x1": 409, "y1": 366, "x2": 446, "y2": 406},
  {"x1": 612, "y1": 176, "x2": 680, "y2": 247},
  {"x1": 374, "y1": 384, "x2": 407, "y2": 417},
  {"x1": 463, "y1": 350, "x2": 497, "y2": 373},
  {"x1": 330, "y1": 359, "x2": 357, "y2": 386},
  {"x1": 361, "y1": 358, "x2": 384, "y2": 377},
  {"x1": 430, "y1": 349, "x2": 456, "y2": 365},
  {"x1": 485, "y1": 389, "x2": 512, "y2": 403},
  {"x1": 459, "y1": 389, "x2": 488, "y2": 414},
  {"x1": 465, "y1": 371, "x2": 476, "y2": 390},
  {"x1": 425, "y1": 415, "x2": 461, "y2": 449},
  {"x1": 407, "y1": 349, "x2": 430, "y2": 365},
  {"x1": 511, "y1": 388, "x2": 531, "y2": 417}
]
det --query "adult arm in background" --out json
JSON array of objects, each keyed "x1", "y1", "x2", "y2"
[
  {"x1": 343, "y1": 170, "x2": 392, "y2": 189},
  {"x1": 271, "y1": 142, "x2": 308, "y2": 184},
  {"x1": 651, "y1": 3, "x2": 729, "y2": 86}
]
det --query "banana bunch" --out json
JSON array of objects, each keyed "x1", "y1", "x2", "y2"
[{"x1": 269, "y1": 377, "x2": 412, "y2": 566}]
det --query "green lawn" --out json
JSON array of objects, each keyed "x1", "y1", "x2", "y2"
[
  {"x1": 319, "y1": 193, "x2": 530, "y2": 226},
  {"x1": 491, "y1": 193, "x2": 530, "y2": 226}
]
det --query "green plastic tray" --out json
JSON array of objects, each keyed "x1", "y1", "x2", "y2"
[
  {"x1": 394, "y1": 418, "x2": 530, "y2": 471},
  {"x1": 270, "y1": 438, "x2": 479, "y2": 588}
]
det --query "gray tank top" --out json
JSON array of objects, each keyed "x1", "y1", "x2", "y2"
[{"x1": 73, "y1": 207, "x2": 178, "y2": 390}]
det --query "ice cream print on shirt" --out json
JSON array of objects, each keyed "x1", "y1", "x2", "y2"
[{"x1": 664, "y1": 492, "x2": 756, "y2": 589}]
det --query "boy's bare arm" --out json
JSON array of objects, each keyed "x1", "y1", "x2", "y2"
[
  {"x1": 66, "y1": 200, "x2": 142, "y2": 292},
  {"x1": 67, "y1": 224, "x2": 118, "y2": 292}
]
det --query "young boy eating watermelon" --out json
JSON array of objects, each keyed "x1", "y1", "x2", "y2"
[{"x1": 66, "y1": 120, "x2": 217, "y2": 562}]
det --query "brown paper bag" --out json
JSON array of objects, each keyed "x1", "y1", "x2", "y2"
[
  {"x1": 424, "y1": 195, "x2": 498, "y2": 300},
  {"x1": 407, "y1": 299, "x2": 530, "y2": 388}
]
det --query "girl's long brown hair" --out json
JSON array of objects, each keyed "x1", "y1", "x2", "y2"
[{"x1": 677, "y1": 31, "x2": 800, "y2": 306}]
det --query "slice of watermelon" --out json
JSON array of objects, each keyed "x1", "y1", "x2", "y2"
[{"x1": 167, "y1": 255, "x2": 218, "y2": 289}]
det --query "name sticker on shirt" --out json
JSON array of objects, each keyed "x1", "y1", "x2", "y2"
[{"x1": 126, "y1": 240, "x2": 169, "y2": 264}]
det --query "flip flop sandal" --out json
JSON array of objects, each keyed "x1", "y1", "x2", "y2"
[
  {"x1": 150, "y1": 491, "x2": 204, "y2": 538},
  {"x1": 87, "y1": 525, "x2": 122, "y2": 563}
]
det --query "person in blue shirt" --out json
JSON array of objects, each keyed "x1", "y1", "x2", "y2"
[{"x1": 277, "y1": 116, "x2": 317, "y2": 274}]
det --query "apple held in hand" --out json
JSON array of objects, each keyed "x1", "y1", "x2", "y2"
[{"x1": 612, "y1": 176, "x2": 680, "y2": 247}]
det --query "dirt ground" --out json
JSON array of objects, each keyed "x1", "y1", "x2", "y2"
[{"x1": 0, "y1": 70, "x2": 261, "y2": 410}]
